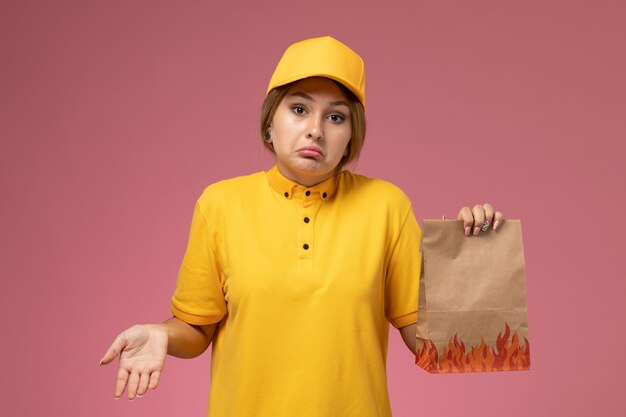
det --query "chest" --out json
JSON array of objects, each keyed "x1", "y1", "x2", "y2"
[{"x1": 217, "y1": 197, "x2": 393, "y2": 312}]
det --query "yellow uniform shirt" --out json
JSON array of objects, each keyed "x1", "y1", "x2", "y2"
[{"x1": 171, "y1": 165, "x2": 422, "y2": 417}]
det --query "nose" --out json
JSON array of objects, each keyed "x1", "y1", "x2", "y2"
[{"x1": 305, "y1": 114, "x2": 323, "y2": 141}]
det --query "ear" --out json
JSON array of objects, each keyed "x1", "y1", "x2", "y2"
[{"x1": 264, "y1": 126, "x2": 272, "y2": 142}]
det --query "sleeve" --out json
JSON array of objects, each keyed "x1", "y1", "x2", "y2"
[
  {"x1": 385, "y1": 203, "x2": 422, "y2": 329},
  {"x1": 170, "y1": 199, "x2": 227, "y2": 325}
]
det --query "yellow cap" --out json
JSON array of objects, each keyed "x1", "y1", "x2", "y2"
[{"x1": 266, "y1": 36, "x2": 366, "y2": 107}]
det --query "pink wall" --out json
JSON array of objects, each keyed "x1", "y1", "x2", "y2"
[{"x1": 1, "y1": 1, "x2": 624, "y2": 416}]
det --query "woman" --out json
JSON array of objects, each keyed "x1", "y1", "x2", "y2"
[{"x1": 100, "y1": 36, "x2": 504, "y2": 416}]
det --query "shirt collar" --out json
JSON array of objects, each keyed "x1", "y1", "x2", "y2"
[{"x1": 266, "y1": 165, "x2": 338, "y2": 200}]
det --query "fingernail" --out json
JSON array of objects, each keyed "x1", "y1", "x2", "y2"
[
  {"x1": 493, "y1": 220, "x2": 500, "y2": 230},
  {"x1": 464, "y1": 226, "x2": 471, "y2": 236},
  {"x1": 473, "y1": 227, "x2": 480, "y2": 235},
  {"x1": 99, "y1": 359, "x2": 103, "y2": 366}
]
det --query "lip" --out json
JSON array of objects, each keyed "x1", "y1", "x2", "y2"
[{"x1": 296, "y1": 146, "x2": 324, "y2": 158}]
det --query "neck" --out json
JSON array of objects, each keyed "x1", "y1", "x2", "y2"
[{"x1": 276, "y1": 164, "x2": 335, "y2": 187}]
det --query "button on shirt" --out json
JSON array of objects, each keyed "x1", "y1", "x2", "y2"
[{"x1": 171, "y1": 165, "x2": 422, "y2": 417}]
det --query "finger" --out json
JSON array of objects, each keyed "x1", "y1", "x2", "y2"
[
  {"x1": 136, "y1": 372, "x2": 150, "y2": 397},
  {"x1": 100, "y1": 333, "x2": 128, "y2": 366},
  {"x1": 471, "y1": 205, "x2": 485, "y2": 235},
  {"x1": 457, "y1": 207, "x2": 474, "y2": 236},
  {"x1": 483, "y1": 203, "x2": 495, "y2": 226},
  {"x1": 442, "y1": 215, "x2": 446, "y2": 220},
  {"x1": 493, "y1": 211, "x2": 505, "y2": 230},
  {"x1": 148, "y1": 370, "x2": 161, "y2": 390},
  {"x1": 114, "y1": 367, "x2": 130, "y2": 399},
  {"x1": 127, "y1": 371, "x2": 140, "y2": 400}
]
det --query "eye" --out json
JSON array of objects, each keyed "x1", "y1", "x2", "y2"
[
  {"x1": 329, "y1": 114, "x2": 345, "y2": 123},
  {"x1": 291, "y1": 105, "x2": 306, "y2": 115}
]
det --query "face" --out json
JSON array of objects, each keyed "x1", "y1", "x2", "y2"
[{"x1": 268, "y1": 77, "x2": 352, "y2": 186}]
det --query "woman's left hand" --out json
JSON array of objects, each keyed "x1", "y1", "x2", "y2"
[{"x1": 443, "y1": 203, "x2": 504, "y2": 236}]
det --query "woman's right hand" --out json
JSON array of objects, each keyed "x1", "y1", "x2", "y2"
[{"x1": 100, "y1": 324, "x2": 168, "y2": 400}]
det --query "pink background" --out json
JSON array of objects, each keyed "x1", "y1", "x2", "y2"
[{"x1": 1, "y1": 0, "x2": 624, "y2": 416}]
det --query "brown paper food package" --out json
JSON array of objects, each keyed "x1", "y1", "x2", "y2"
[{"x1": 415, "y1": 219, "x2": 530, "y2": 373}]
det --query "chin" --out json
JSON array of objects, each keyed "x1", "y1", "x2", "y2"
[{"x1": 293, "y1": 158, "x2": 327, "y2": 172}]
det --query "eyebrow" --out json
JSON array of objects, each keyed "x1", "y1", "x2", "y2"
[{"x1": 288, "y1": 91, "x2": 350, "y2": 107}]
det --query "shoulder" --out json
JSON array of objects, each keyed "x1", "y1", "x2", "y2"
[
  {"x1": 197, "y1": 171, "x2": 265, "y2": 209},
  {"x1": 339, "y1": 170, "x2": 412, "y2": 210}
]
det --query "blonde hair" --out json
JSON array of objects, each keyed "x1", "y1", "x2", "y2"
[{"x1": 259, "y1": 79, "x2": 366, "y2": 172}]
